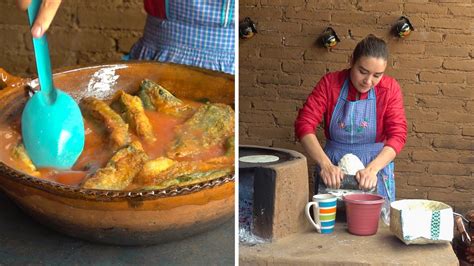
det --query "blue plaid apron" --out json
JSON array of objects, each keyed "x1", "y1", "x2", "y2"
[
  {"x1": 315, "y1": 78, "x2": 396, "y2": 202},
  {"x1": 129, "y1": 0, "x2": 235, "y2": 74}
]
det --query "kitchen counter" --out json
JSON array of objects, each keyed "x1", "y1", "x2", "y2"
[
  {"x1": 240, "y1": 220, "x2": 458, "y2": 265},
  {"x1": 0, "y1": 192, "x2": 234, "y2": 265}
]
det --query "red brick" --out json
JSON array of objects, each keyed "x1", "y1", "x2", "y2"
[
  {"x1": 306, "y1": 0, "x2": 333, "y2": 10},
  {"x1": 397, "y1": 189, "x2": 428, "y2": 199},
  {"x1": 277, "y1": 86, "x2": 312, "y2": 101},
  {"x1": 405, "y1": 3, "x2": 448, "y2": 14},
  {"x1": 78, "y1": 8, "x2": 146, "y2": 30},
  {"x1": 389, "y1": 43, "x2": 425, "y2": 54},
  {"x1": 433, "y1": 136, "x2": 473, "y2": 150},
  {"x1": 425, "y1": 18, "x2": 470, "y2": 30},
  {"x1": 462, "y1": 127, "x2": 474, "y2": 137},
  {"x1": 274, "y1": 112, "x2": 298, "y2": 127},
  {"x1": 358, "y1": 2, "x2": 401, "y2": 12},
  {"x1": 395, "y1": 57, "x2": 443, "y2": 70},
  {"x1": 332, "y1": 2, "x2": 358, "y2": 10},
  {"x1": 419, "y1": 71, "x2": 465, "y2": 84},
  {"x1": 238, "y1": 73, "x2": 258, "y2": 88},
  {"x1": 304, "y1": 50, "x2": 349, "y2": 63},
  {"x1": 413, "y1": 122, "x2": 460, "y2": 135},
  {"x1": 425, "y1": 45, "x2": 470, "y2": 57},
  {"x1": 48, "y1": 30, "x2": 115, "y2": 52},
  {"x1": 429, "y1": 162, "x2": 471, "y2": 176},
  {"x1": 240, "y1": 0, "x2": 258, "y2": 6},
  {"x1": 239, "y1": 111, "x2": 275, "y2": 124},
  {"x1": 240, "y1": 58, "x2": 282, "y2": 72},
  {"x1": 428, "y1": 191, "x2": 473, "y2": 203},
  {"x1": 260, "y1": 47, "x2": 304, "y2": 60},
  {"x1": 405, "y1": 108, "x2": 438, "y2": 121},
  {"x1": 438, "y1": 111, "x2": 474, "y2": 123},
  {"x1": 408, "y1": 174, "x2": 454, "y2": 188},
  {"x1": 260, "y1": 0, "x2": 306, "y2": 7},
  {"x1": 385, "y1": 69, "x2": 419, "y2": 82},
  {"x1": 0, "y1": 4, "x2": 29, "y2": 25},
  {"x1": 444, "y1": 34, "x2": 474, "y2": 45},
  {"x1": 458, "y1": 155, "x2": 474, "y2": 164},
  {"x1": 331, "y1": 12, "x2": 377, "y2": 25},
  {"x1": 240, "y1": 7, "x2": 283, "y2": 21},
  {"x1": 448, "y1": 6, "x2": 474, "y2": 16},
  {"x1": 301, "y1": 74, "x2": 324, "y2": 88},
  {"x1": 417, "y1": 96, "x2": 465, "y2": 111},
  {"x1": 412, "y1": 149, "x2": 459, "y2": 162},
  {"x1": 249, "y1": 126, "x2": 294, "y2": 140},
  {"x1": 0, "y1": 53, "x2": 31, "y2": 76},
  {"x1": 240, "y1": 85, "x2": 278, "y2": 98},
  {"x1": 403, "y1": 84, "x2": 440, "y2": 96},
  {"x1": 344, "y1": 27, "x2": 388, "y2": 39},
  {"x1": 440, "y1": 85, "x2": 474, "y2": 98},
  {"x1": 285, "y1": 10, "x2": 330, "y2": 22},
  {"x1": 443, "y1": 59, "x2": 474, "y2": 71},
  {"x1": 2, "y1": 29, "x2": 24, "y2": 50},
  {"x1": 258, "y1": 21, "x2": 302, "y2": 33},
  {"x1": 258, "y1": 73, "x2": 301, "y2": 86},
  {"x1": 282, "y1": 61, "x2": 326, "y2": 74},
  {"x1": 403, "y1": 31, "x2": 443, "y2": 42},
  {"x1": 283, "y1": 34, "x2": 316, "y2": 48},
  {"x1": 117, "y1": 36, "x2": 138, "y2": 53},
  {"x1": 250, "y1": 34, "x2": 284, "y2": 48},
  {"x1": 396, "y1": 160, "x2": 427, "y2": 173},
  {"x1": 253, "y1": 100, "x2": 299, "y2": 112}
]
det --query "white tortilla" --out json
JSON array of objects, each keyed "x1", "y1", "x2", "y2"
[{"x1": 239, "y1": 155, "x2": 279, "y2": 163}]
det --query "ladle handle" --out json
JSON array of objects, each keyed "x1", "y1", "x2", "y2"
[{"x1": 27, "y1": 0, "x2": 56, "y2": 104}]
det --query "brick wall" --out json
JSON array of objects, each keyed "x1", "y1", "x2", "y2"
[
  {"x1": 240, "y1": 0, "x2": 473, "y2": 213},
  {"x1": 0, "y1": 0, "x2": 146, "y2": 76}
]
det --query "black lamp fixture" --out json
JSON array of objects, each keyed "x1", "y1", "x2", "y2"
[
  {"x1": 393, "y1": 16, "x2": 414, "y2": 38},
  {"x1": 319, "y1": 27, "x2": 340, "y2": 49},
  {"x1": 239, "y1": 17, "x2": 257, "y2": 39}
]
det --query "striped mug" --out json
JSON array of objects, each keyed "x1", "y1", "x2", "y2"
[{"x1": 305, "y1": 194, "x2": 337, "y2": 234}]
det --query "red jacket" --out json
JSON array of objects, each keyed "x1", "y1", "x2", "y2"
[
  {"x1": 144, "y1": 0, "x2": 167, "y2": 18},
  {"x1": 295, "y1": 69, "x2": 407, "y2": 154}
]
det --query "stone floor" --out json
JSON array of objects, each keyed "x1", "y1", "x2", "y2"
[{"x1": 240, "y1": 221, "x2": 458, "y2": 265}]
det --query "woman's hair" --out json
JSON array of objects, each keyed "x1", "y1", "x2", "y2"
[{"x1": 352, "y1": 34, "x2": 388, "y2": 64}]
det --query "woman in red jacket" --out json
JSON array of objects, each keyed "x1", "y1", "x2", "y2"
[{"x1": 295, "y1": 35, "x2": 407, "y2": 202}]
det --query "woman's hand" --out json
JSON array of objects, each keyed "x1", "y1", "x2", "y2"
[
  {"x1": 355, "y1": 167, "x2": 378, "y2": 190},
  {"x1": 320, "y1": 163, "x2": 344, "y2": 189},
  {"x1": 17, "y1": 0, "x2": 62, "y2": 38}
]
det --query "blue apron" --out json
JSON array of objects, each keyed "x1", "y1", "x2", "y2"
[
  {"x1": 129, "y1": 0, "x2": 235, "y2": 75},
  {"x1": 315, "y1": 79, "x2": 396, "y2": 202}
]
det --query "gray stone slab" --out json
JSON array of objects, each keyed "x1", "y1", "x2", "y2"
[
  {"x1": 0, "y1": 192, "x2": 234, "y2": 265},
  {"x1": 240, "y1": 221, "x2": 458, "y2": 265}
]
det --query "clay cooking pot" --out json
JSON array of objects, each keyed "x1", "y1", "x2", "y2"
[{"x1": 0, "y1": 62, "x2": 235, "y2": 245}]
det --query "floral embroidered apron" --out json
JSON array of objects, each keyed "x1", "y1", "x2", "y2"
[{"x1": 315, "y1": 78, "x2": 396, "y2": 203}]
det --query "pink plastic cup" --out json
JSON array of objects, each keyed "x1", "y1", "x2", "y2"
[{"x1": 343, "y1": 193, "x2": 385, "y2": 236}]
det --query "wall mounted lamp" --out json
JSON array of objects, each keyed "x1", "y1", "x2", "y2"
[
  {"x1": 239, "y1": 17, "x2": 257, "y2": 39},
  {"x1": 319, "y1": 27, "x2": 340, "y2": 49},
  {"x1": 393, "y1": 16, "x2": 414, "y2": 38}
]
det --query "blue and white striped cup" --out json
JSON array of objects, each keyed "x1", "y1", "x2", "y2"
[{"x1": 305, "y1": 194, "x2": 337, "y2": 234}]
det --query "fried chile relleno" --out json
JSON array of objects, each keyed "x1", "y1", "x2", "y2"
[
  {"x1": 168, "y1": 104, "x2": 235, "y2": 160},
  {"x1": 112, "y1": 90, "x2": 156, "y2": 143},
  {"x1": 138, "y1": 79, "x2": 195, "y2": 118},
  {"x1": 80, "y1": 97, "x2": 131, "y2": 150},
  {"x1": 4, "y1": 81, "x2": 234, "y2": 191},
  {"x1": 82, "y1": 141, "x2": 148, "y2": 190}
]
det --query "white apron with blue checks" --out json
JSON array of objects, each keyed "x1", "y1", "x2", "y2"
[{"x1": 130, "y1": 0, "x2": 235, "y2": 74}]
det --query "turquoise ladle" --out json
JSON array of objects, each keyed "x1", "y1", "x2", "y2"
[{"x1": 21, "y1": 0, "x2": 85, "y2": 169}]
